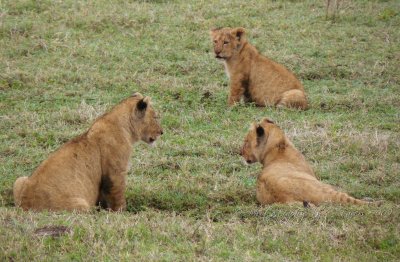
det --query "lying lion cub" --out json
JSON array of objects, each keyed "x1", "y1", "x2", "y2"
[
  {"x1": 13, "y1": 93, "x2": 163, "y2": 211},
  {"x1": 210, "y1": 27, "x2": 308, "y2": 109},
  {"x1": 240, "y1": 118, "x2": 368, "y2": 205}
]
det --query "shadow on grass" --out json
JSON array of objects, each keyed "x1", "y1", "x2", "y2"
[
  {"x1": 0, "y1": 189, "x2": 14, "y2": 207},
  {"x1": 125, "y1": 187, "x2": 256, "y2": 219}
]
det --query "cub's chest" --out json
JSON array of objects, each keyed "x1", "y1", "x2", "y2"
[{"x1": 221, "y1": 61, "x2": 230, "y2": 79}]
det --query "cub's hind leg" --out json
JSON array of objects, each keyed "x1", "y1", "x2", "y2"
[
  {"x1": 64, "y1": 197, "x2": 91, "y2": 212},
  {"x1": 277, "y1": 89, "x2": 308, "y2": 110}
]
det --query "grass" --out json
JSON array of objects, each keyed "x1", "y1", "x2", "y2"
[{"x1": 0, "y1": 0, "x2": 399, "y2": 260}]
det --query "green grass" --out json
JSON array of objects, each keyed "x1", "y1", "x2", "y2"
[{"x1": 1, "y1": 0, "x2": 399, "y2": 260}]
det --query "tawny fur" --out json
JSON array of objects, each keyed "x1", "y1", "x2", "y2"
[
  {"x1": 210, "y1": 27, "x2": 308, "y2": 109},
  {"x1": 240, "y1": 118, "x2": 369, "y2": 205},
  {"x1": 13, "y1": 93, "x2": 163, "y2": 212}
]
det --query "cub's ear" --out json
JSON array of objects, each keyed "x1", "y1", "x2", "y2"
[
  {"x1": 232, "y1": 27, "x2": 245, "y2": 41},
  {"x1": 210, "y1": 28, "x2": 220, "y2": 38},
  {"x1": 137, "y1": 98, "x2": 148, "y2": 111},
  {"x1": 131, "y1": 92, "x2": 145, "y2": 101},
  {"x1": 256, "y1": 125, "x2": 264, "y2": 137},
  {"x1": 263, "y1": 118, "x2": 275, "y2": 124}
]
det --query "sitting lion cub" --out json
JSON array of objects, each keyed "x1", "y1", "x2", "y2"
[
  {"x1": 210, "y1": 27, "x2": 308, "y2": 109},
  {"x1": 240, "y1": 118, "x2": 369, "y2": 205},
  {"x1": 13, "y1": 93, "x2": 163, "y2": 211}
]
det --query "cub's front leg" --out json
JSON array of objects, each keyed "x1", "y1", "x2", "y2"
[
  {"x1": 228, "y1": 75, "x2": 247, "y2": 106},
  {"x1": 99, "y1": 172, "x2": 127, "y2": 211}
]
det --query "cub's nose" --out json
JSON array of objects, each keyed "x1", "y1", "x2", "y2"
[{"x1": 160, "y1": 129, "x2": 164, "y2": 135}]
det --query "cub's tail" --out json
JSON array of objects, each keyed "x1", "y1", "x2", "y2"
[
  {"x1": 13, "y1": 176, "x2": 29, "y2": 207},
  {"x1": 322, "y1": 187, "x2": 368, "y2": 205},
  {"x1": 301, "y1": 180, "x2": 370, "y2": 205}
]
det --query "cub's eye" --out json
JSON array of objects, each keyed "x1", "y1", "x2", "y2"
[
  {"x1": 213, "y1": 40, "x2": 217, "y2": 43},
  {"x1": 223, "y1": 41, "x2": 229, "y2": 45}
]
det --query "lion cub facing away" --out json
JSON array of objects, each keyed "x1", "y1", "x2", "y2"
[
  {"x1": 210, "y1": 27, "x2": 308, "y2": 109},
  {"x1": 13, "y1": 93, "x2": 163, "y2": 212},
  {"x1": 240, "y1": 118, "x2": 368, "y2": 205}
]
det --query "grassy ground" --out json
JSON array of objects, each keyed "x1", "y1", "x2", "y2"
[{"x1": 1, "y1": 0, "x2": 399, "y2": 260}]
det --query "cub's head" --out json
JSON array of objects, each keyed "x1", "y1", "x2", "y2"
[
  {"x1": 130, "y1": 92, "x2": 163, "y2": 145},
  {"x1": 210, "y1": 27, "x2": 246, "y2": 60},
  {"x1": 240, "y1": 118, "x2": 286, "y2": 164}
]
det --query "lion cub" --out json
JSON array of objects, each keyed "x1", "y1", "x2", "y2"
[
  {"x1": 240, "y1": 118, "x2": 368, "y2": 205},
  {"x1": 210, "y1": 27, "x2": 308, "y2": 109},
  {"x1": 13, "y1": 93, "x2": 163, "y2": 212}
]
